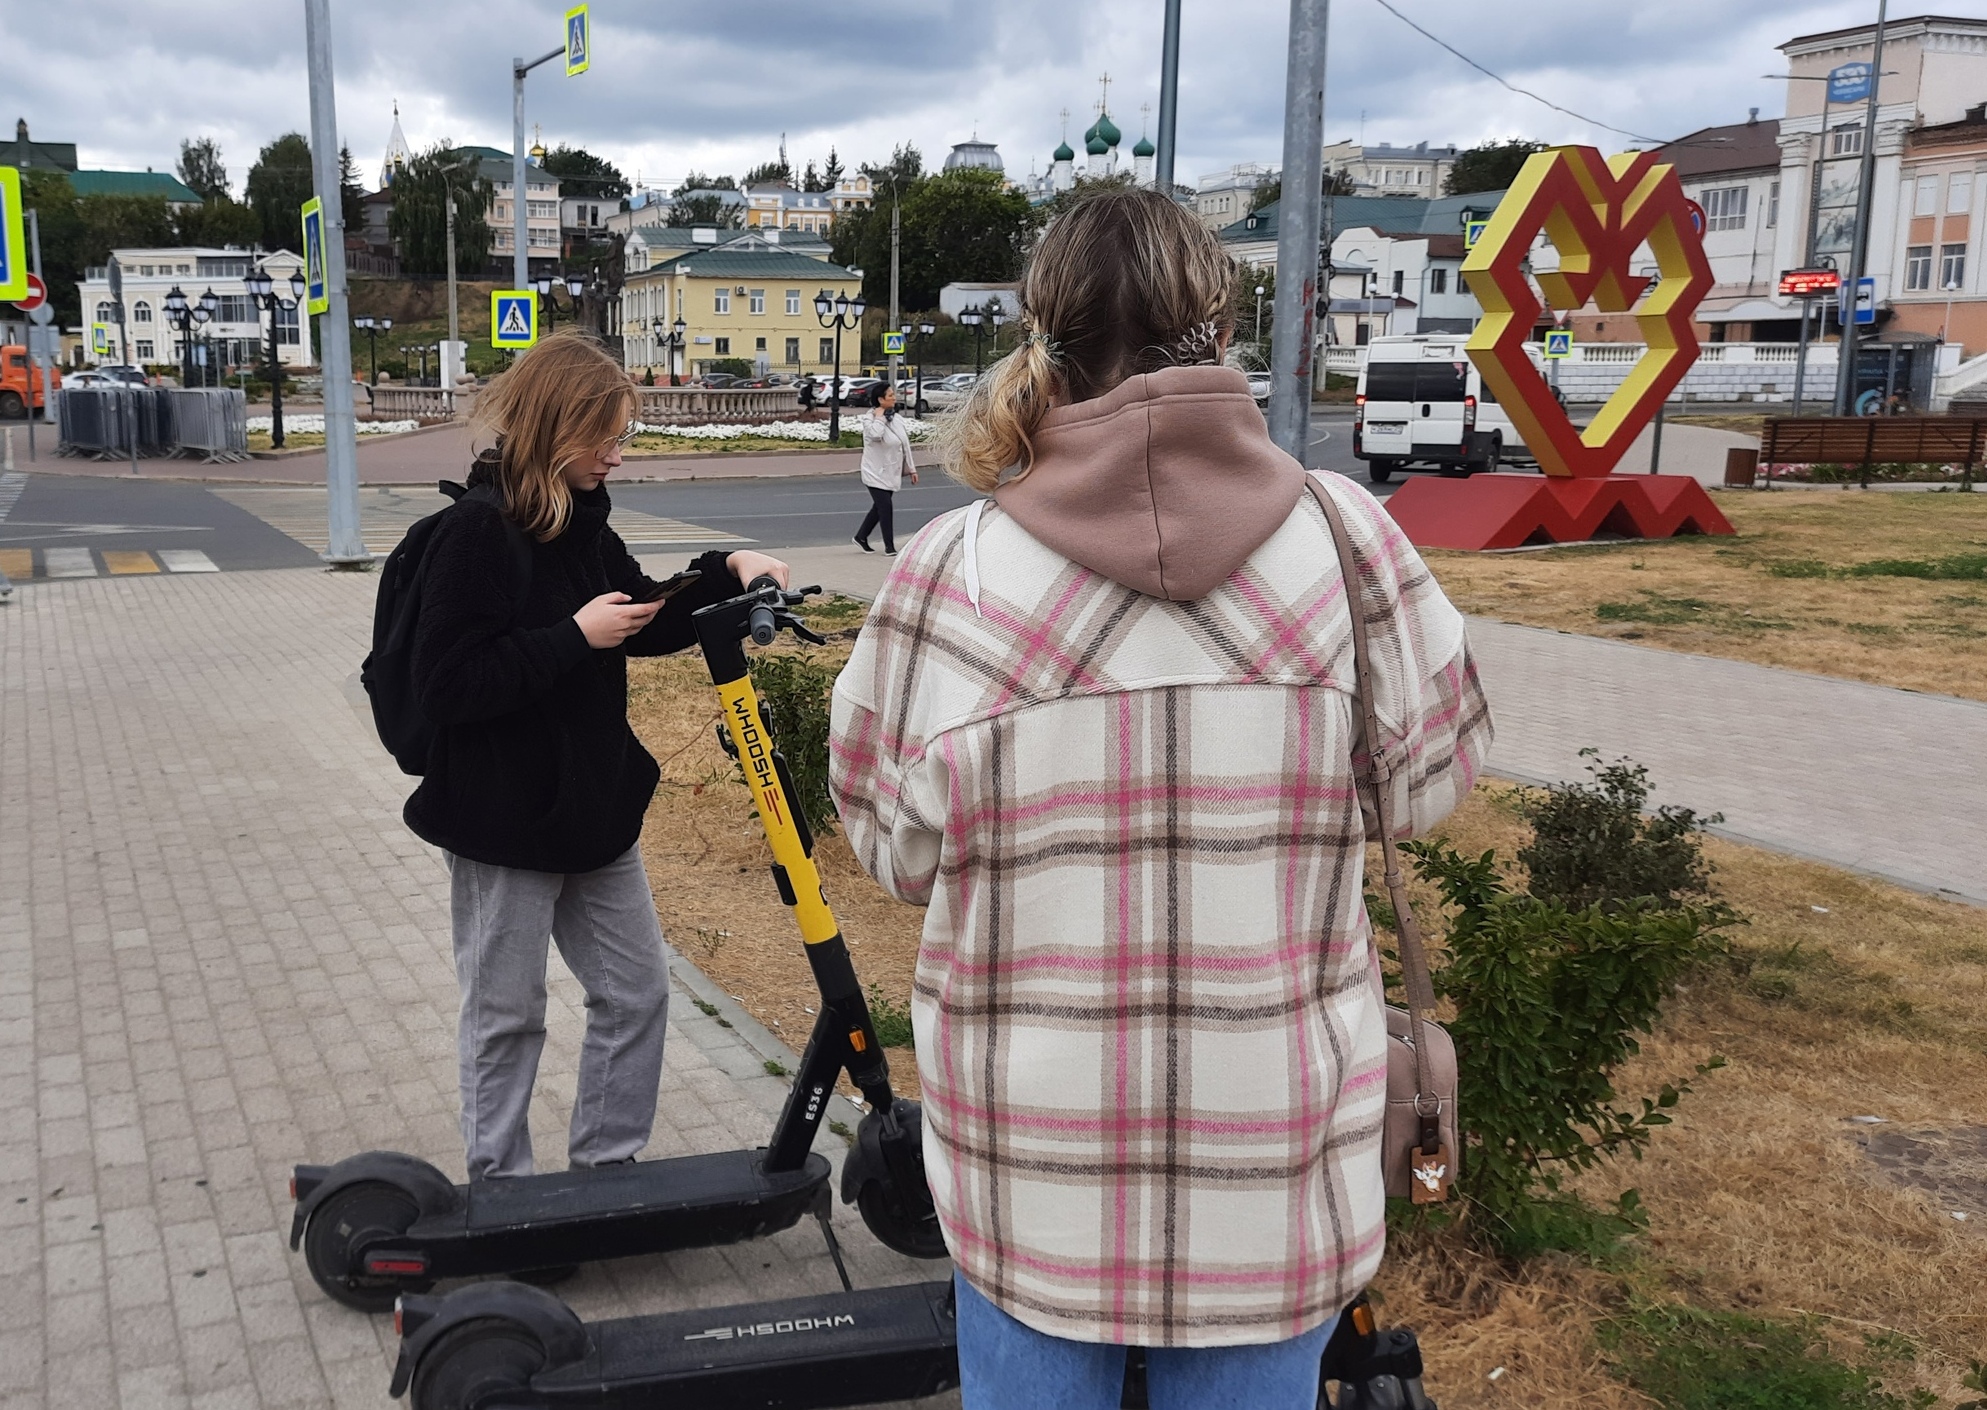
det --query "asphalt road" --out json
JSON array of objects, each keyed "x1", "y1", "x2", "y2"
[{"x1": 0, "y1": 409, "x2": 1393, "y2": 581}]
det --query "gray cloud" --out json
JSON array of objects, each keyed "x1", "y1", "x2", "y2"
[{"x1": 9, "y1": 0, "x2": 1978, "y2": 197}]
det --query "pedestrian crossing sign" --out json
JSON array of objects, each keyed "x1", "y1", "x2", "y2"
[
  {"x1": 1543, "y1": 329, "x2": 1574, "y2": 359},
  {"x1": 92, "y1": 323, "x2": 113, "y2": 358},
  {"x1": 300, "y1": 198, "x2": 329, "y2": 315},
  {"x1": 491, "y1": 290, "x2": 538, "y2": 349},
  {"x1": 564, "y1": 4, "x2": 590, "y2": 75},
  {"x1": 882, "y1": 331, "x2": 905, "y2": 356},
  {"x1": 0, "y1": 166, "x2": 26, "y2": 303},
  {"x1": 1464, "y1": 219, "x2": 1489, "y2": 249}
]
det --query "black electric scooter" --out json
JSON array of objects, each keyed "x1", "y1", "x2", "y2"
[
  {"x1": 287, "y1": 579, "x2": 942, "y2": 1312},
  {"x1": 385, "y1": 582, "x2": 1441, "y2": 1410}
]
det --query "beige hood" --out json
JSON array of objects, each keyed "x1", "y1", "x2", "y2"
[{"x1": 993, "y1": 365, "x2": 1305, "y2": 602}]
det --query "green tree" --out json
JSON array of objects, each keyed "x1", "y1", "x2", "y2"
[
  {"x1": 78, "y1": 195, "x2": 176, "y2": 264},
  {"x1": 172, "y1": 196, "x2": 260, "y2": 249},
  {"x1": 1039, "y1": 170, "x2": 1135, "y2": 221},
  {"x1": 540, "y1": 143, "x2": 629, "y2": 200},
  {"x1": 338, "y1": 144, "x2": 365, "y2": 234},
  {"x1": 176, "y1": 137, "x2": 230, "y2": 201},
  {"x1": 1249, "y1": 167, "x2": 1354, "y2": 216},
  {"x1": 1443, "y1": 139, "x2": 1548, "y2": 196},
  {"x1": 833, "y1": 167, "x2": 1038, "y2": 310},
  {"x1": 20, "y1": 169, "x2": 84, "y2": 326},
  {"x1": 1234, "y1": 263, "x2": 1276, "y2": 358},
  {"x1": 674, "y1": 171, "x2": 735, "y2": 193},
  {"x1": 860, "y1": 143, "x2": 923, "y2": 189},
  {"x1": 668, "y1": 193, "x2": 741, "y2": 228},
  {"x1": 245, "y1": 132, "x2": 316, "y2": 252},
  {"x1": 387, "y1": 143, "x2": 495, "y2": 279},
  {"x1": 742, "y1": 158, "x2": 791, "y2": 187},
  {"x1": 822, "y1": 147, "x2": 844, "y2": 188}
]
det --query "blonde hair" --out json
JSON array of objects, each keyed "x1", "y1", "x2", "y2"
[
  {"x1": 472, "y1": 331, "x2": 637, "y2": 540},
  {"x1": 944, "y1": 187, "x2": 1236, "y2": 493}
]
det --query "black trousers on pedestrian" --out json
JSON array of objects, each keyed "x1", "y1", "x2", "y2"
[{"x1": 856, "y1": 486, "x2": 896, "y2": 553}]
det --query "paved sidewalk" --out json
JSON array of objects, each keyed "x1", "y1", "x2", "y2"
[{"x1": 1, "y1": 569, "x2": 948, "y2": 1410}]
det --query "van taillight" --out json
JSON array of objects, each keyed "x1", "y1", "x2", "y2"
[
  {"x1": 1463, "y1": 394, "x2": 1477, "y2": 431},
  {"x1": 1354, "y1": 393, "x2": 1365, "y2": 424}
]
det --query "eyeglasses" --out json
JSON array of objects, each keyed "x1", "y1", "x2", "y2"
[{"x1": 600, "y1": 418, "x2": 639, "y2": 454}]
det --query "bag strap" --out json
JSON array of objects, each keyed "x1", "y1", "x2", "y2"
[{"x1": 1304, "y1": 476, "x2": 1444, "y2": 1148}]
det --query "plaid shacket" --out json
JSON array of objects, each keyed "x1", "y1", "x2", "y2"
[{"x1": 828, "y1": 472, "x2": 1491, "y2": 1346}]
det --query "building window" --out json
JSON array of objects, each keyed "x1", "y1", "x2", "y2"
[
  {"x1": 1767, "y1": 179, "x2": 1780, "y2": 228},
  {"x1": 1905, "y1": 245, "x2": 1933, "y2": 291},
  {"x1": 1916, "y1": 175, "x2": 1941, "y2": 217},
  {"x1": 139, "y1": 265, "x2": 154, "y2": 276},
  {"x1": 755, "y1": 336, "x2": 766, "y2": 351},
  {"x1": 1391, "y1": 270, "x2": 1403, "y2": 294},
  {"x1": 785, "y1": 337, "x2": 800, "y2": 363},
  {"x1": 1429, "y1": 267, "x2": 1447, "y2": 294},
  {"x1": 134, "y1": 339, "x2": 154, "y2": 360},
  {"x1": 819, "y1": 337, "x2": 834, "y2": 364},
  {"x1": 1831, "y1": 123, "x2": 1864, "y2": 156},
  {"x1": 1703, "y1": 185, "x2": 1748, "y2": 231},
  {"x1": 527, "y1": 227, "x2": 558, "y2": 247},
  {"x1": 276, "y1": 302, "x2": 299, "y2": 345},
  {"x1": 1950, "y1": 171, "x2": 1974, "y2": 214},
  {"x1": 676, "y1": 287, "x2": 683, "y2": 316},
  {"x1": 95, "y1": 301, "x2": 114, "y2": 323},
  {"x1": 133, "y1": 300, "x2": 153, "y2": 323},
  {"x1": 714, "y1": 337, "x2": 730, "y2": 355},
  {"x1": 1940, "y1": 243, "x2": 1967, "y2": 291},
  {"x1": 749, "y1": 288, "x2": 765, "y2": 314},
  {"x1": 217, "y1": 294, "x2": 252, "y2": 323},
  {"x1": 714, "y1": 289, "x2": 731, "y2": 314},
  {"x1": 528, "y1": 200, "x2": 559, "y2": 219},
  {"x1": 786, "y1": 288, "x2": 801, "y2": 315}
]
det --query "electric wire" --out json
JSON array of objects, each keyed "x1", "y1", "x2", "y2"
[{"x1": 1368, "y1": 0, "x2": 1668, "y2": 146}]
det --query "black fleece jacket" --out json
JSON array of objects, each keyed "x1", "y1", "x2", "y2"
[{"x1": 403, "y1": 458, "x2": 740, "y2": 873}]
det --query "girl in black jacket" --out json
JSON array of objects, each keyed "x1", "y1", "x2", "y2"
[{"x1": 407, "y1": 332, "x2": 788, "y2": 1179}]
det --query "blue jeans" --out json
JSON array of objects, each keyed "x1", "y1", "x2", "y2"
[{"x1": 954, "y1": 1273, "x2": 1338, "y2": 1410}]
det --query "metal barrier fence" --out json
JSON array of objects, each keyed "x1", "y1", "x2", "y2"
[{"x1": 57, "y1": 387, "x2": 248, "y2": 462}]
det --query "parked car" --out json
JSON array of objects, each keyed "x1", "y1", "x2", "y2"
[
  {"x1": 58, "y1": 369, "x2": 114, "y2": 389},
  {"x1": 1246, "y1": 373, "x2": 1271, "y2": 406},
  {"x1": 939, "y1": 372, "x2": 979, "y2": 393},
  {"x1": 695, "y1": 373, "x2": 741, "y2": 389},
  {"x1": 1352, "y1": 334, "x2": 1536, "y2": 484},
  {"x1": 96, "y1": 364, "x2": 150, "y2": 386}
]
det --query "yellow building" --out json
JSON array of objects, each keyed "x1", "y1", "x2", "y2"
[{"x1": 618, "y1": 248, "x2": 863, "y2": 379}]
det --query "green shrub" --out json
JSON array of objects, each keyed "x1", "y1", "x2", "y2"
[
  {"x1": 1518, "y1": 750, "x2": 1722, "y2": 912},
  {"x1": 1766, "y1": 557, "x2": 1831, "y2": 578},
  {"x1": 747, "y1": 652, "x2": 838, "y2": 838},
  {"x1": 1600, "y1": 1299, "x2": 1934, "y2": 1410},
  {"x1": 1846, "y1": 554, "x2": 1987, "y2": 581},
  {"x1": 1404, "y1": 840, "x2": 1730, "y2": 1251},
  {"x1": 866, "y1": 983, "x2": 915, "y2": 1048}
]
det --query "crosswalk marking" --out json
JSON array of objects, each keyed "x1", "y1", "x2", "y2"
[
  {"x1": 44, "y1": 547, "x2": 97, "y2": 578},
  {"x1": 0, "y1": 472, "x2": 25, "y2": 524},
  {"x1": 212, "y1": 486, "x2": 749, "y2": 556},
  {"x1": 156, "y1": 549, "x2": 219, "y2": 573},
  {"x1": 102, "y1": 550, "x2": 162, "y2": 575}
]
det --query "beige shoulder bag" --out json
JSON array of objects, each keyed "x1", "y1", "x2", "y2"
[{"x1": 1306, "y1": 476, "x2": 1459, "y2": 1204}]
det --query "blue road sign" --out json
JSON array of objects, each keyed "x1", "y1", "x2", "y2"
[
  {"x1": 491, "y1": 290, "x2": 539, "y2": 348},
  {"x1": 0, "y1": 167, "x2": 26, "y2": 303},
  {"x1": 1841, "y1": 275, "x2": 1876, "y2": 325},
  {"x1": 300, "y1": 198, "x2": 328, "y2": 315},
  {"x1": 565, "y1": 4, "x2": 590, "y2": 76},
  {"x1": 1464, "y1": 219, "x2": 1489, "y2": 249},
  {"x1": 1543, "y1": 329, "x2": 1574, "y2": 359},
  {"x1": 882, "y1": 331, "x2": 905, "y2": 356},
  {"x1": 1829, "y1": 62, "x2": 1872, "y2": 105}
]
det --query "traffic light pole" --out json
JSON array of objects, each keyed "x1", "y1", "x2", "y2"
[
  {"x1": 304, "y1": 0, "x2": 368, "y2": 566},
  {"x1": 1267, "y1": 0, "x2": 1330, "y2": 463},
  {"x1": 1833, "y1": 0, "x2": 1889, "y2": 417}
]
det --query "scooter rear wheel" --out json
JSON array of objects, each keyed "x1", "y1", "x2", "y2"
[
  {"x1": 303, "y1": 1180, "x2": 429, "y2": 1312},
  {"x1": 409, "y1": 1319, "x2": 545, "y2": 1410},
  {"x1": 856, "y1": 1180, "x2": 949, "y2": 1260}
]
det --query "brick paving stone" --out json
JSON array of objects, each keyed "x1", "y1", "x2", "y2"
[{"x1": 4, "y1": 569, "x2": 951, "y2": 1409}]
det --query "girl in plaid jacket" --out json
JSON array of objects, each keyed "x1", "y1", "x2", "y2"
[{"x1": 829, "y1": 189, "x2": 1491, "y2": 1408}]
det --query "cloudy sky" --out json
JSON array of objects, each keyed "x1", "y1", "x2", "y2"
[{"x1": 11, "y1": 1, "x2": 1980, "y2": 195}]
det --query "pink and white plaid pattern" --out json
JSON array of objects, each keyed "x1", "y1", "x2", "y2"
[{"x1": 829, "y1": 474, "x2": 1491, "y2": 1347}]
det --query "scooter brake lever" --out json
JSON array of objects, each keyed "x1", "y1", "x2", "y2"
[{"x1": 778, "y1": 611, "x2": 828, "y2": 645}]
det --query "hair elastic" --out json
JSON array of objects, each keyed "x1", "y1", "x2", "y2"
[{"x1": 1173, "y1": 319, "x2": 1221, "y2": 362}]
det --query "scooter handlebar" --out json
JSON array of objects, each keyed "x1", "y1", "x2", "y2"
[{"x1": 746, "y1": 576, "x2": 824, "y2": 647}]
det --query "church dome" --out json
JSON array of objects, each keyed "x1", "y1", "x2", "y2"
[
  {"x1": 1086, "y1": 134, "x2": 1109, "y2": 157},
  {"x1": 1093, "y1": 111, "x2": 1121, "y2": 148},
  {"x1": 1054, "y1": 139, "x2": 1075, "y2": 163},
  {"x1": 1133, "y1": 135, "x2": 1155, "y2": 157}
]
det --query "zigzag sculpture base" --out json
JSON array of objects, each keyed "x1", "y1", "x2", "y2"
[{"x1": 1382, "y1": 472, "x2": 1736, "y2": 552}]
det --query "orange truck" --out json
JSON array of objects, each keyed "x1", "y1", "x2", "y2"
[{"x1": 0, "y1": 345, "x2": 61, "y2": 417}]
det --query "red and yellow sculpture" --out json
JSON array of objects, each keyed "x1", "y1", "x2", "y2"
[{"x1": 1383, "y1": 146, "x2": 1736, "y2": 551}]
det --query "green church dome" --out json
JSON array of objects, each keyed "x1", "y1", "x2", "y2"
[
  {"x1": 1133, "y1": 135, "x2": 1155, "y2": 157},
  {"x1": 1086, "y1": 134, "x2": 1109, "y2": 156},
  {"x1": 1093, "y1": 111, "x2": 1121, "y2": 147},
  {"x1": 1054, "y1": 140, "x2": 1075, "y2": 162}
]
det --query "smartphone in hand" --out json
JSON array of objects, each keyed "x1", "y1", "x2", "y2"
[{"x1": 633, "y1": 569, "x2": 701, "y2": 604}]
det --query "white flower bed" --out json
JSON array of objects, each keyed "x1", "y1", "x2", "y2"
[
  {"x1": 634, "y1": 416, "x2": 934, "y2": 443},
  {"x1": 246, "y1": 415, "x2": 419, "y2": 435}
]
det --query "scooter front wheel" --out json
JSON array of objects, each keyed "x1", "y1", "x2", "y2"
[
  {"x1": 409, "y1": 1319, "x2": 545, "y2": 1410},
  {"x1": 856, "y1": 1180, "x2": 949, "y2": 1260},
  {"x1": 303, "y1": 1180, "x2": 429, "y2": 1312}
]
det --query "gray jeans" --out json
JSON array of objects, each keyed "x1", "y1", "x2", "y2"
[{"x1": 444, "y1": 845, "x2": 670, "y2": 1179}]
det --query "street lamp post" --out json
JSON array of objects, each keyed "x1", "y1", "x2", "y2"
[
  {"x1": 353, "y1": 315, "x2": 391, "y2": 384},
  {"x1": 245, "y1": 267, "x2": 307, "y2": 449},
  {"x1": 1255, "y1": 283, "x2": 1267, "y2": 344},
  {"x1": 191, "y1": 304, "x2": 212, "y2": 386},
  {"x1": 814, "y1": 284, "x2": 867, "y2": 443},
  {"x1": 990, "y1": 307, "x2": 1009, "y2": 363},
  {"x1": 650, "y1": 315, "x2": 685, "y2": 386},
  {"x1": 914, "y1": 319, "x2": 935, "y2": 414},
  {"x1": 164, "y1": 285, "x2": 194, "y2": 388},
  {"x1": 960, "y1": 304, "x2": 986, "y2": 376}
]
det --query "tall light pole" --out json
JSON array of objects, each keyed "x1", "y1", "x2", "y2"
[
  {"x1": 990, "y1": 307, "x2": 1009, "y2": 363},
  {"x1": 164, "y1": 285, "x2": 193, "y2": 388},
  {"x1": 1267, "y1": 0, "x2": 1331, "y2": 462},
  {"x1": 353, "y1": 315, "x2": 390, "y2": 384},
  {"x1": 1154, "y1": 0, "x2": 1182, "y2": 193},
  {"x1": 1255, "y1": 282, "x2": 1267, "y2": 344},
  {"x1": 245, "y1": 267, "x2": 304, "y2": 449},
  {"x1": 305, "y1": 0, "x2": 367, "y2": 566},
  {"x1": 960, "y1": 303, "x2": 986, "y2": 376},
  {"x1": 815, "y1": 284, "x2": 866, "y2": 443},
  {"x1": 652, "y1": 315, "x2": 685, "y2": 386},
  {"x1": 915, "y1": 319, "x2": 935, "y2": 414},
  {"x1": 512, "y1": 45, "x2": 565, "y2": 289},
  {"x1": 1834, "y1": 0, "x2": 1889, "y2": 418}
]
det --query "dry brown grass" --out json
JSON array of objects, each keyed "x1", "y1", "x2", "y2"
[
  {"x1": 630, "y1": 645, "x2": 1987, "y2": 1407},
  {"x1": 1424, "y1": 490, "x2": 1987, "y2": 700}
]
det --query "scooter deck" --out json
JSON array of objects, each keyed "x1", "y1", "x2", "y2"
[
  {"x1": 404, "y1": 1149, "x2": 832, "y2": 1278},
  {"x1": 534, "y1": 1280, "x2": 957, "y2": 1408}
]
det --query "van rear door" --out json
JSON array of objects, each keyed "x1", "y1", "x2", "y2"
[
  {"x1": 1408, "y1": 350, "x2": 1470, "y2": 459},
  {"x1": 1358, "y1": 358, "x2": 1419, "y2": 460}
]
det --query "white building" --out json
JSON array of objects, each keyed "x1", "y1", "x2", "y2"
[
  {"x1": 938, "y1": 282, "x2": 1021, "y2": 320},
  {"x1": 1196, "y1": 163, "x2": 1276, "y2": 229},
  {"x1": 1328, "y1": 227, "x2": 1474, "y2": 341},
  {"x1": 77, "y1": 247, "x2": 311, "y2": 373},
  {"x1": 1320, "y1": 140, "x2": 1457, "y2": 197},
  {"x1": 1639, "y1": 113, "x2": 1787, "y2": 342}
]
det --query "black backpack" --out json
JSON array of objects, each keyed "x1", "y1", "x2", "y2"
[{"x1": 362, "y1": 481, "x2": 533, "y2": 776}]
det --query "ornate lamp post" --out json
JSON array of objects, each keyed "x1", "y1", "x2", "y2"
[
  {"x1": 960, "y1": 304, "x2": 986, "y2": 377},
  {"x1": 164, "y1": 285, "x2": 194, "y2": 387},
  {"x1": 245, "y1": 267, "x2": 306, "y2": 449},
  {"x1": 990, "y1": 306, "x2": 1009, "y2": 361},
  {"x1": 814, "y1": 282, "x2": 866, "y2": 443},
  {"x1": 196, "y1": 287, "x2": 218, "y2": 386},
  {"x1": 915, "y1": 319, "x2": 935, "y2": 414},
  {"x1": 651, "y1": 316, "x2": 686, "y2": 386},
  {"x1": 353, "y1": 315, "x2": 391, "y2": 385},
  {"x1": 1254, "y1": 283, "x2": 1267, "y2": 344}
]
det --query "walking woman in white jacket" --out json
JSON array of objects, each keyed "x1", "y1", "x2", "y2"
[{"x1": 853, "y1": 385, "x2": 918, "y2": 554}]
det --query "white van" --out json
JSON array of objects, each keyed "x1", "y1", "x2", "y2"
[{"x1": 1352, "y1": 335, "x2": 1537, "y2": 484}]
